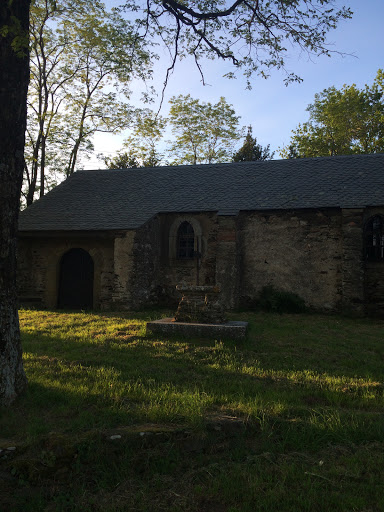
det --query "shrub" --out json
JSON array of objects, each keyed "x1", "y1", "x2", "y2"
[{"x1": 258, "y1": 285, "x2": 307, "y2": 314}]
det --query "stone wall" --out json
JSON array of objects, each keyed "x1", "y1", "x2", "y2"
[
  {"x1": 215, "y1": 216, "x2": 240, "y2": 310},
  {"x1": 111, "y1": 231, "x2": 136, "y2": 309},
  {"x1": 156, "y1": 212, "x2": 220, "y2": 305},
  {"x1": 363, "y1": 207, "x2": 384, "y2": 316},
  {"x1": 340, "y1": 209, "x2": 365, "y2": 314},
  {"x1": 18, "y1": 234, "x2": 115, "y2": 309},
  {"x1": 18, "y1": 206, "x2": 384, "y2": 315},
  {"x1": 110, "y1": 217, "x2": 164, "y2": 310},
  {"x1": 238, "y1": 209, "x2": 343, "y2": 311},
  {"x1": 129, "y1": 217, "x2": 162, "y2": 309},
  {"x1": 114, "y1": 212, "x2": 239, "y2": 310}
]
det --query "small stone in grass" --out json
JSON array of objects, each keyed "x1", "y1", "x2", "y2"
[
  {"x1": 110, "y1": 435, "x2": 121, "y2": 440},
  {"x1": 6, "y1": 447, "x2": 16, "y2": 451}
]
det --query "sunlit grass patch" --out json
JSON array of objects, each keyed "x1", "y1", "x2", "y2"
[
  {"x1": 1, "y1": 309, "x2": 383, "y2": 511},
  {"x1": 14, "y1": 310, "x2": 384, "y2": 436}
]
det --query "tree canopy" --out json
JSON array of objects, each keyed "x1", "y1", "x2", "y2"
[
  {"x1": 280, "y1": 70, "x2": 384, "y2": 158},
  {"x1": 105, "y1": 96, "x2": 244, "y2": 167},
  {"x1": 233, "y1": 125, "x2": 274, "y2": 162},
  {"x1": 103, "y1": 110, "x2": 166, "y2": 168},
  {"x1": 168, "y1": 95, "x2": 242, "y2": 165},
  {"x1": 25, "y1": 0, "x2": 153, "y2": 204}
]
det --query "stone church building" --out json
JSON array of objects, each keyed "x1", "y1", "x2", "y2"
[{"x1": 18, "y1": 153, "x2": 384, "y2": 315}]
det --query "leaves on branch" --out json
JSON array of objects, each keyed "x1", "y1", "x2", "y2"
[
  {"x1": 280, "y1": 70, "x2": 384, "y2": 158},
  {"x1": 25, "y1": 0, "x2": 154, "y2": 204},
  {"x1": 168, "y1": 94, "x2": 243, "y2": 165},
  {"x1": 121, "y1": 0, "x2": 353, "y2": 92}
]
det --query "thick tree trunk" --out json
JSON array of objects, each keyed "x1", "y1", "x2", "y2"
[{"x1": 0, "y1": 0, "x2": 30, "y2": 405}]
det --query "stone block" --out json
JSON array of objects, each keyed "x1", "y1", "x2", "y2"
[{"x1": 146, "y1": 318, "x2": 248, "y2": 340}]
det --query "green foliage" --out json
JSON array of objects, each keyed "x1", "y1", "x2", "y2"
[
  {"x1": 102, "y1": 148, "x2": 161, "y2": 169},
  {"x1": 24, "y1": 0, "x2": 154, "y2": 204},
  {"x1": 233, "y1": 125, "x2": 274, "y2": 162},
  {"x1": 168, "y1": 95, "x2": 243, "y2": 165},
  {"x1": 0, "y1": 15, "x2": 29, "y2": 57},
  {"x1": 103, "y1": 110, "x2": 166, "y2": 168},
  {"x1": 106, "y1": 97, "x2": 244, "y2": 167},
  {"x1": 102, "y1": 151, "x2": 139, "y2": 169},
  {"x1": 258, "y1": 285, "x2": 307, "y2": 314},
  {"x1": 280, "y1": 70, "x2": 384, "y2": 158},
  {"x1": 23, "y1": 0, "x2": 355, "y2": 202}
]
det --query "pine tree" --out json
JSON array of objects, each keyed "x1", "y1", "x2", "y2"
[{"x1": 233, "y1": 126, "x2": 274, "y2": 162}]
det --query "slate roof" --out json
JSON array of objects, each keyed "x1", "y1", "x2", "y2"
[{"x1": 19, "y1": 153, "x2": 384, "y2": 232}]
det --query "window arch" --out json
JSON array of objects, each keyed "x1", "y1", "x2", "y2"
[
  {"x1": 169, "y1": 216, "x2": 203, "y2": 262},
  {"x1": 365, "y1": 216, "x2": 384, "y2": 261},
  {"x1": 177, "y1": 221, "x2": 195, "y2": 259}
]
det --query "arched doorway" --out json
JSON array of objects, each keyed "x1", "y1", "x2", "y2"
[{"x1": 58, "y1": 248, "x2": 94, "y2": 309}]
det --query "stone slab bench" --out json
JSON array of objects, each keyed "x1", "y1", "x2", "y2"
[{"x1": 146, "y1": 318, "x2": 248, "y2": 341}]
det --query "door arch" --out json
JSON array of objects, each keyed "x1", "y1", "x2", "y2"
[{"x1": 58, "y1": 248, "x2": 94, "y2": 309}]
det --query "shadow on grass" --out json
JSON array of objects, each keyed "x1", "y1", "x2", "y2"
[
  {"x1": 5, "y1": 319, "x2": 382, "y2": 451},
  {"x1": 2, "y1": 311, "x2": 384, "y2": 512}
]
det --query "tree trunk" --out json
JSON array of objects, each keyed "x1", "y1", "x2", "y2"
[{"x1": 0, "y1": 0, "x2": 30, "y2": 405}]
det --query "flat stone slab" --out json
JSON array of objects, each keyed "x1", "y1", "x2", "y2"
[{"x1": 146, "y1": 318, "x2": 248, "y2": 340}]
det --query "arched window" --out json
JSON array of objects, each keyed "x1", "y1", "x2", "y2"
[
  {"x1": 365, "y1": 216, "x2": 384, "y2": 261},
  {"x1": 177, "y1": 221, "x2": 195, "y2": 259}
]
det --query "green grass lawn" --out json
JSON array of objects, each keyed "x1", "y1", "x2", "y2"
[{"x1": 1, "y1": 309, "x2": 384, "y2": 511}]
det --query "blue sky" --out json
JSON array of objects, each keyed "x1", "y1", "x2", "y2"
[{"x1": 87, "y1": 0, "x2": 384, "y2": 168}]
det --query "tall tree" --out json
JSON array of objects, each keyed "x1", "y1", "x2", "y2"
[
  {"x1": 1, "y1": 0, "x2": 353, "y2": 404},
  {"x1": 0, "y1": 0, "x2": 29, "y2": 405},
  {"x1": 25, "y1": 0, "x2": 153, "y2": 204},
  {"x1": 59, "y1": 5, "x2": 152, "y2": 177},
  {"x1": 25, "y1": 0, "x2": 72, "y2": 206},
  {"x1": 168, "y1": 95, "x2": 242, "y2": 165},
  {"x1": 233, "y1": 125, "x2": 274, "y2": 162},
  {"x1": 281, "y1": 71, "x2": 384, "y2": 158}
]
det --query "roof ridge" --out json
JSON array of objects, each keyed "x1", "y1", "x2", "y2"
[{"x1": 77, "y1": 152, "x2": 384, "y2": 173}]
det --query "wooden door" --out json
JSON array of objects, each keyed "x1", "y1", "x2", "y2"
[{"x1": 58, "y1": 249, "x2": 94, "y2": 309}]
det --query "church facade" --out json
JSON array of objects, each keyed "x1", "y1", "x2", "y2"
[{"x1": 18, "y1": 154, "x2": 384, "y2": 316}]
